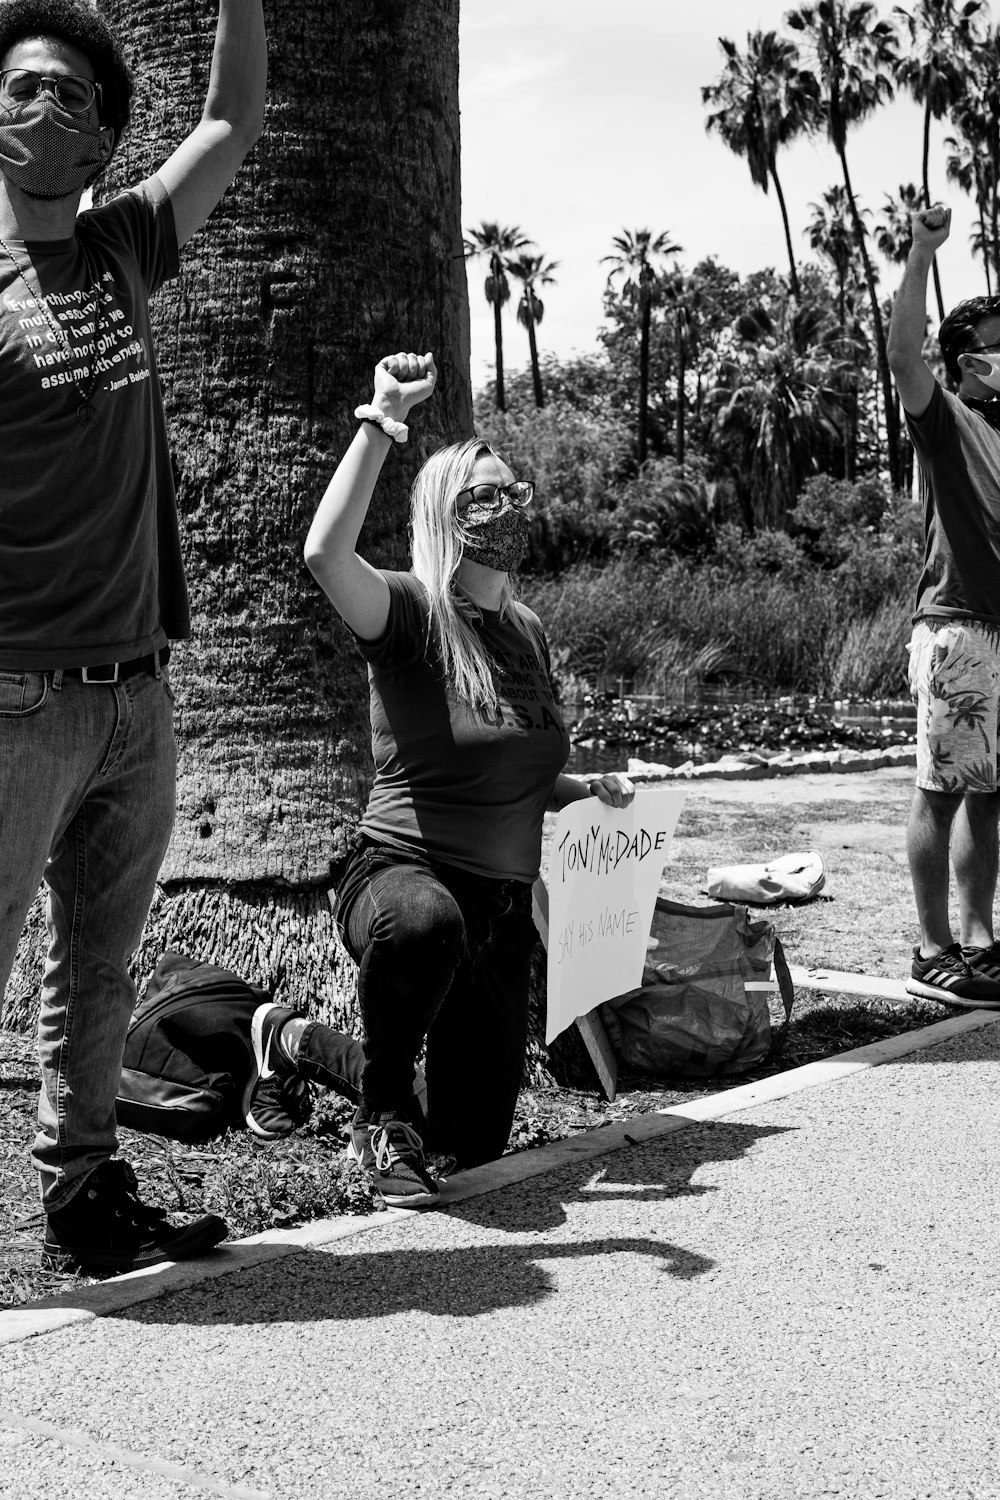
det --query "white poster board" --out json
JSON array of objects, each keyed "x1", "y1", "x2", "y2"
[{"x1": 545, "y1": 787, "x2": 688, "y2": 1044}]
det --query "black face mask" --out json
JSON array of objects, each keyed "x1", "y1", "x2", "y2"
[
  {"x1": 460, "y1": 506, "x2": 529, "y2": 572},
  {"x1": 0, "y1": 93, "x2": 107, "y2": 199}
]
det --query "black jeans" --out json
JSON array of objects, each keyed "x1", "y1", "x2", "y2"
[
  {"x1": 334, "y1": 837, "x2": 537, "y2": 1169},
  {"x1": 294, "y1": 1021, "x2": 365, "y2": 1103}
]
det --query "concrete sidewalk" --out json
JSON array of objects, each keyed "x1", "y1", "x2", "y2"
[{"x1": 2, "y1": 1006, "x2": 1000, "y2": 1500}]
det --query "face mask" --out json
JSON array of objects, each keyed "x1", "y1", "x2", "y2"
[
  {"x1": 964, "y1": 350, "x2": 1000, "y2": 394},
  {"x1": 460, "y1": 505, "x2": 529, "y2": 572},
  {"x1": 0, "y1": 93, "x2": 108, "y2": 199}
]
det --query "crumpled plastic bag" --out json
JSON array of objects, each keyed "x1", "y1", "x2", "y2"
[
  {"x1": 599, "y1": 898, "x2": 793, "y2": 1078},
  {"x1": 703, "y1": 850, "x2": 825, "y2": 906}
]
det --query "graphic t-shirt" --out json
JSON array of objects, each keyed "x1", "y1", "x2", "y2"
[
  {"x1": 357, "y1": 571, "x2": 571, "y2": 882},
  {"x1": 0, "y1": 176, "x2": 187, "y2": 668},
  {"x1": 905, "y1": 383, "x2": 1000, "y2": 626}
]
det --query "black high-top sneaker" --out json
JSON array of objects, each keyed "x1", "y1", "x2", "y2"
[{"x1": 42, "y1": 1160, "x2": 228, "y2": 1273}]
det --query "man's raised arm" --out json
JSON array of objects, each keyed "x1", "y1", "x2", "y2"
[
  {"x1": 887, "y1": 204, "x2": 951, "y2": 419},
  {"x1": 156, "y1": 0, "x2": 266, "y2": 249}
]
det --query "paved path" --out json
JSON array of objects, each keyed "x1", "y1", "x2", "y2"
[{"x1": 2, "y1": 1002, "x2": 999, "y2": 1500}]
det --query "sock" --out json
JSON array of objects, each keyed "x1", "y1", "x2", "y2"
[{"x1": 278, "y1": 1016, "x2": 307, "y2": 1064}]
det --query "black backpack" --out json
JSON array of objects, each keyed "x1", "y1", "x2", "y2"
[{"x1": 116, "y1": 951, "x2": 268, "y2": 1142}]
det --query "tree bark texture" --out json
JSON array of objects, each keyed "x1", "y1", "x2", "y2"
[{"x1": 97, "y1": 0, "x2": 472, "y2": 885}]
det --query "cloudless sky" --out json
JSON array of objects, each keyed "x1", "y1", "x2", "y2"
[{"x1": 459, "y1": 0, "x2": 998, "y2": 390}]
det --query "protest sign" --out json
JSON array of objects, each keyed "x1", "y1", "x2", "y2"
[{"x1": 545, "y1": 787, "x2": 688, "y2": 1044}]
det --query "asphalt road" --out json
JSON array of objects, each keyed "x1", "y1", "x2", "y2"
[{"x1": 2, "y1": 1003, "x2": 999, "y2": 1500}]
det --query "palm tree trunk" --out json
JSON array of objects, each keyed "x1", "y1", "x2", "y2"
[
  {"x1": 638, "y1": 296, "x2": 650, "y2": 465},
  {"x1": 838, "y1": 145, "x2": 902, "y2": 492},
  {"x1": 525, "y1": 291, "x2": 545, "y2": 408},
  {"x1": 676, "y1": 316, "x2": 686, "y2": 469},
  {"x1": 98, "y1": 0, "x2": 472, "y2": 884},
  {"x1": 769, "y1": 158, "x2": 801, "y2": 301},
  {"x1": 922, "y1": 101, "x2": 945, "y2": 321},
  {"x1": 491, "y1": 251, "x2": 506, "y2": 412}
]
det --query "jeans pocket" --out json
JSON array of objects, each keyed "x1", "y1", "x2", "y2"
[
  {"x1": 0, "y1": 670, "x2": 48, "y2": 717},
  {"x1": 161, "y1": 665, "x2": 176, "y2": 705}
]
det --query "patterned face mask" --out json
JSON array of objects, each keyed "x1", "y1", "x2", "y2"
[
  {"x1": 0, "y1": 92, "x2": 108, "y2": 199},
  {"x1": 460, "y1": 505, "x2": 530, "y2": 572}
]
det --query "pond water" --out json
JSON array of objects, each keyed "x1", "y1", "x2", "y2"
[{"x1": 561, "y1": 694, "x2": 917, "y2": 776}]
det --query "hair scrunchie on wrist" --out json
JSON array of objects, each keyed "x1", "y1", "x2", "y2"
[{"x1": 355, "y1": 404, "x2": 409, "y2": 444}]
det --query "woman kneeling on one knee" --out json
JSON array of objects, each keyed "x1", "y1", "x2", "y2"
[{"x1": 304, "y1": 351, "x2": 634, "y2": 1208}]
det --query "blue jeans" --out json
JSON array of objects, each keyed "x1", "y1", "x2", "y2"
[
  {"x1": 0, "y1": 666, "x2": 176, "y2": 1210},
  {"x1": 334, "y1": 838, "x2": 538, "y2": 1169}
]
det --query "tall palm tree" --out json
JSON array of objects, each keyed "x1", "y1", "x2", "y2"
[
  {"x1": 464, "y1": 222, "x2": 532, "y2": 412},
  {"x1": 702, "y1": 30, "x2": 820, "y2": 300},
  {"x1": 894, "y1": 0, "x2": 988, "y2": 318},
  {"x1": 945, "y1": 127, "x2": 994, "y2": 292},
  {"x1": 955, "y1": 29, "x2": 1000, "y2": 286},
  {"x1": 506, "y1": 253, "x2": 559, "y2": 409},
  {"x1": 602, "y1": 228, "x2": 681, "y2": 463},
  {"x1": 807, "y1": 185, "x2": 871, "y2": 478},
  {"x1": 786, "y1": 0, "x2": 905, "y2": 491},
  {"x1": 99, "y1": 0, "x2": 472, "y2": 893}
]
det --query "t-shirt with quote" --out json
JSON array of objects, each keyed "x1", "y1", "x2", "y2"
[
  {"x1": 0, "y1": 176, "x2": 188, "y2": 669},
  {"x1": 357, "y1": 571, "x2": 571, "y2": 883}
]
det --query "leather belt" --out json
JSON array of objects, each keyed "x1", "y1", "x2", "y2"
[{"x1": 63, "y1": 648, "x2": 169, "y2": 684}]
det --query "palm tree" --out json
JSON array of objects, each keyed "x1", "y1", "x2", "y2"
[
  {"x1": 702, "y1": 30, "x2": 820, "y2": 301},
  {"x1": 506, "y1": 253, "x2": 559, "y2": 409},
  {"x1": 945, "y1": 127, "x2": 994, "y2": 292},
  {"x1": 874, "y1": 182, "x2": 923, "y2": 265},
  {"x1": 807, "y1": 185, "x2": 872, "y2": 478},
  {"x1": 464, "y1": 222, "x2": 532, "y2": 412},
  {"x1": 98, "y1": 1, "x2": 471, "y2": 915},
  {"x1": 712, "y1": 300, "x2": 849, "y2": 527},
  {"x1": 894, "y1": 0, "x2": 988, "y2": 319},
  {"x1": 954, "y1": 29, "x2": 1000, "y2": 286},
  {"x1": 602, "y1": 229, "x2": 681, "y2": 463},
  {"x1": 786, "y1": 0, "x2": 905, "y2": 492}
]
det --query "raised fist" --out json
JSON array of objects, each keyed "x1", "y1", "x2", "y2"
[{"x1": 372, "y1": 352, "x2": 437, "y2": 417}]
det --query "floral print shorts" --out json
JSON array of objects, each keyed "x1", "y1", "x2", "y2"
[{"x1": 907, "y1": 619, "x2": 1000, "y2": 793}]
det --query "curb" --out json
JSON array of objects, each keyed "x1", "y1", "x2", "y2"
[{"x1": 4, "y1": 1004, "x2": 997, "y2": 1347}]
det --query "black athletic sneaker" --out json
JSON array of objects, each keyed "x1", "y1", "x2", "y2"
[
  {"x1": 244, "y1": 1003, "x2": 313, "y2": 1140},
  {"x1": 347, "y1": 1112, "x2": 440, "y2": 1209},
  {"x1": 906, "y1": 944, "x2": 1000, "y2": 1007},
  {"x1": 42, "y1": 1160, "x2": 228, "y2": 1274},
  {"x1": 962, "y1": 941, "x2": 1000, "y2": 986}
]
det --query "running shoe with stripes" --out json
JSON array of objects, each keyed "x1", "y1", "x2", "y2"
[
  {"x1": 962, "y1": 941, "x2": 1000, "y2": 986},
  {"x1": 906, "y1": 943, "x2": 1000, "y2": 1007}
]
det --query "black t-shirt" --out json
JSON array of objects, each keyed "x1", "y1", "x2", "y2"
[
  {"x1": 906, "y1": 383, "x2": 1000, "y2": 626},
  {"x1": 356, "y1": 571, "x2": 571, "y2": 882}
]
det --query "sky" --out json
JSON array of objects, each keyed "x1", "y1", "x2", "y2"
[{"x1": 458, "y1": 0, "x2": 999, "y2": 390}]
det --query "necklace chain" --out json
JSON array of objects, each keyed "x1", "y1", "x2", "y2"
[{"x1": 0, "y1": 230, "x2": 103, "y2": 425}]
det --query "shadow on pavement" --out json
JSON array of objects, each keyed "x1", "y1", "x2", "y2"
[{"x1": 116, "y1": 1118, "x2": 791, "y2": 1327}]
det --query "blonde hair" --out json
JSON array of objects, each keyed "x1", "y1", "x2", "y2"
[{"x1": 409, "y1": 438, "x2": 543, "y2": 711}]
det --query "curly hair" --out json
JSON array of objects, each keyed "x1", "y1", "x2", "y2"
[
  {"x1": 938, "y1": 295, "x2": 1000, "y2": 385},
  {"x1": 0, "y1": 0, "x2": 132, "y2": 143}
]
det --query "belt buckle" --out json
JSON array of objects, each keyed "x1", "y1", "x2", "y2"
[{"x1": 81, "y1": 663, "x2": 119, "y2": 684}]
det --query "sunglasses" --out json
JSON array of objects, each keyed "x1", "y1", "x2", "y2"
[{"x1": 455, "y1": 480, "x2": 534, "y2": 516}]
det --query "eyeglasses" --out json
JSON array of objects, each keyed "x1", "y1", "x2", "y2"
[
  {"x1": 973, "y1": 341, "x2": 1000, "y2": 356},
  {"x1": 0, "y1": 69, "x2": 102, "y2": 115},
  {"x1": 455, "y1": 480, "x2": 534, "y2": 516}
]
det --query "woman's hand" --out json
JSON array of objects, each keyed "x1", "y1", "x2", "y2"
[
  {"x1": 586, "y1": 772, "x2": 635, "y2": 808},
  {"x1": 372, "y1": 352, "x2": 437, "y2": 420}
]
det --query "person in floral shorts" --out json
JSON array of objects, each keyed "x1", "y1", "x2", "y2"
[{"x1": 888, "y1": 203, "x2": 1000, "y2": 1007}]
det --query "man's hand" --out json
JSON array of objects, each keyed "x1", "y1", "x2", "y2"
[
  {"x1": 372, "y1": 352, "x2": 437, "y2": 420},
  {"x1": 911, "y1": 203, "x2": 951, "y2": 253}
]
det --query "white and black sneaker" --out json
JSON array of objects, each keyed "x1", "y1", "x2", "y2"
[{"x1": 906, "y1": 944, "x2": 1000, "y2": 1007}]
